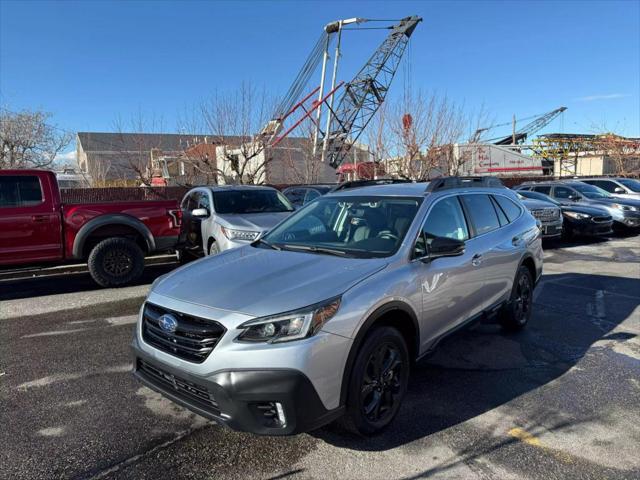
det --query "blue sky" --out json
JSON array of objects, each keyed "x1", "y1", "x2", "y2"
[{"x1": 1, "y1": 0, "x2": 639, "y2": 159}]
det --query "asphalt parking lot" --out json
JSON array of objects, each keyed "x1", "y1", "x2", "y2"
[{"x1": 1, "y1": 236, "x2": 639, "y2": 480}]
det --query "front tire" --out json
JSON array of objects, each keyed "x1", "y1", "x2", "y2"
[
  {"x1": 343, "y1": 326, "x2": 409, "y2": 435},
  {"x1": 208, "y1": 239, "x2": 220, "y2": 256},
  {"x1": 500, "y1": 265, "x2": 534, "y2": 331},
  {"x1": 87, "y1": 237, "x2": 145, "y2": 287}
]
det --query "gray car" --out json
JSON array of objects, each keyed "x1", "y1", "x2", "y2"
[
  {"x1": 578, "y1": 177, "x2": 640, "y2": 200},
  {"x1": 178, "y1": 185, "x2": 294, "y2": 258},
  {"x1": 516, "y1": 194, "x2": 563, "y2": 238},
  {"x1": 133, "y1": 177, "x2": 543, "y2": 435},
  {"x1": 516, "y1": 181, "x2": 640, "y2": 229}
]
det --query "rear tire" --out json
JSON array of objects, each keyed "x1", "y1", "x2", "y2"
[
  {"x1": 87, "y1": 237, "x2": 145, "y2": 287},
  {"x1": 342, "y1": 326, "x2": 409, "y2": 435},
  {"x1": 500, "y1": 265, "x2": 534, "y2": 331}
]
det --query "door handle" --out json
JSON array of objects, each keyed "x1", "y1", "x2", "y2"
[
  {"x1": 472, "y1": 253, "x2": 483, "y2": 266},
  {"x1": 32, "y1": 215, "x2": 48, "y2": 223}
]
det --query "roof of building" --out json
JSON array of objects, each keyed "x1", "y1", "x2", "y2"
[{"x1": 77, "y1": 132, "x2": 247, "y2": 152}]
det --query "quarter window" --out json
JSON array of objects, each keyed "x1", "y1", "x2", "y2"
[
  {"x1": 460, "y1": 194, "x2": 501, "y2": 235},
  {"x1": 493, "y1": 195, "x2": 522, "y2": 222},
  {"x1": 0, "y1": 176, "x2": 43, "y2": 208}
]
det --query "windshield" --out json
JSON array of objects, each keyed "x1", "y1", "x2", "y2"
[
  {"x1": 618, "y1": 178, "x2": 640, "y2": 192},
  {"x1": 260, "y1": 195, "x2": 422, "y2": 258},
  {"x1": 571, "y1": 183, "x2": 613, "y2": 199},
  {"x1": 213, "y1": 189, "x2": 293, "y2": 214},
  {"x1": 517, "y1": 190, "x2": 560, "y2": 206}
]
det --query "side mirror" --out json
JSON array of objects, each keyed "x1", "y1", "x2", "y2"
[
  {"x1": 614, "y1": 187, "x2": 625, "y2": 193},
  {"x1": 191, "y1": 208, "x2": 209, "y2": 218},
  {"x1": 429, "y1": 237, "x2": 466, "y2": 259},
  {"x1": 568, "y1": 194, "x2": 580, "y2": 201}
]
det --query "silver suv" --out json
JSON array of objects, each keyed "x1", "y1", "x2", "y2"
[{"x1": 133, "y1": 177, "x2": 543, "y2": 435}]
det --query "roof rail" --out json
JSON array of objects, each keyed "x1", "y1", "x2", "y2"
[
  {"x1": 425, "y1": 176, "x2": 504, "y2": 192},
  {"x1": 332, "y1": 178, "x2": 413, "y2": 191}
]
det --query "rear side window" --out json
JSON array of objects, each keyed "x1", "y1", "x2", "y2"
[
  {"x1": 586, "y1": 180, "x2": 615, "y2": 193},
  {"x1": 460, "y1": 194, "x2": 501, "y2": 235},
  {"x1": 493, "y1": 195, "x2": 522, "y2": 222},
  {"x1": 533, "y1": 185, "x2": 552, "y2": 195},
  {"x1": 553, "y1": 186, "x2": 574, "y2": 199},
  {"x1": 0, "y1": 175, "x2": 43, "y2": 208}
]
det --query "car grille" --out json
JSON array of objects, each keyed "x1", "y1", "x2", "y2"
[
  {"x1": 142, "y1": 302, "x2": 225, "y2": 363},
  {"x1": 531, "y1": 207, "x2": 560, "y2": 221},
  {"x1": 592, "y1": 216, "x2": 612, "y2": 223},
  {"x1": 137, "y1": 359, "x2": 220, "y2": 415}
]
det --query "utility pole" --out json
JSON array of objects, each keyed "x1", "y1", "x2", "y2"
[{"x1": 512, "y1": 114, "x2": 516, "y2": 145}]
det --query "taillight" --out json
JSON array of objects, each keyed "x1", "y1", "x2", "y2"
[{"x1": 168, "y1": 209, "x2": 182, "y2": 228}]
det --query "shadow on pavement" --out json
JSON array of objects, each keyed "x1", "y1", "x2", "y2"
[
  {"x1": 311, "y1": 273, "x2": 639, "y2": 452},
  {"x1": 0, "y1": 263, "x2": 177, "y2": 301}
]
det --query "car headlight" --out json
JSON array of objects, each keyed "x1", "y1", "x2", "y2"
[
  {"x1": 221, "y1": 226, "x2": 260, "y2": 241},
  {"x1": 237, "y1": 297, "x2": 341, "y2": 343},
  {"x1": 563, "y1": 211, "x2": 591, "y2": 220},
  {"x1": 611, "y1": 203, "x2": 637, "y2": 212}
]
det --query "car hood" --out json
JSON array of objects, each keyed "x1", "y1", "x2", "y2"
[
  {"x1": 561, "y1": 204, "x2": 611, "y2": 216},
  {"x1": 216, "y1": 212, "x2": 292, "y2": 232},
  {"x1": 152, "y1": 246, "x2": 388, "y2": 316},
  {"x1": 521, "y1": 198, "x2": 557, "y2": 210}
]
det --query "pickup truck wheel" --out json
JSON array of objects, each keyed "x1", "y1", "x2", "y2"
[
  {"x1": 88, "y1": 237, "x2": 145, "y2": 287},
  {"x1": 500, "y1": 265, "x2": 533, "y2": 331},
  {"x1": 342, "y1": 326, "x2": 409, "y2": 435}
]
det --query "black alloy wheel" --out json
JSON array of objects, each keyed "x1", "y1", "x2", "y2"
[
  {"x1": 343, "y1": 326, "x2": 409, "y2": 435},
  {"x1": 500, "y1": 265, "x2": 534, "y2": 331}
]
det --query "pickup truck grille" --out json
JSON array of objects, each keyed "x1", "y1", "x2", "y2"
[
  {"x1": 142, "y1": 303, "x2": 225, "y2": 363},
  {"x1": 531, "y1": 207, "x2": 560, "y2": 221},
  {"x1": 137, "y1": 359, "x2": 220, "y2": 414}
]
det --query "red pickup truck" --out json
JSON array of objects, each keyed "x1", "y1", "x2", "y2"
[{"x1": 0, "y1": 169, "x2": 181, "y2": 287}]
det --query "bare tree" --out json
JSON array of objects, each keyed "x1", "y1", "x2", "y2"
[
  {"x1": 377, "y1": 91, "x2": 466, "y2": 180},
  {"x1": 200, "y1": 82, "x2": 276, "y2": 184},
  {"x1": 0, "y1": 107, "x2": 72, "y2": 169}
]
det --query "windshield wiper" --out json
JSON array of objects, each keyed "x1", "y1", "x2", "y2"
[
  {"x1": 253, "y1": 238, "x2": 281, "y2": 250},
  {"x1": 281, "y1": 244, "x2": 348, "y2": 257}
]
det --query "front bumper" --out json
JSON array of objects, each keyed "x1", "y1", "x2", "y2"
[
  {"x1": 132, "y1": 337, "x2": 343, "y2": 435},
  {"x1": 614, "y1": 215, "x2": 640, "y2": 229},
  {"x1": 567, "y1": 219, "x2": 613, "y2": 237},
  {"x1": 540, "y1": 219, "x2": 563, "y2": 238}
]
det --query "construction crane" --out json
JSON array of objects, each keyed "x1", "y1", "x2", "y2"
[
  {"x1": 261, "y1": 15, "x2": 422, "y2": 169},
  {"x1": 470, "y1": 106, "x2": 567, "y2": 145}
]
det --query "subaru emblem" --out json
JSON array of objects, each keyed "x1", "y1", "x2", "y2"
[{"x1": 158, "y1": 314, "x2": 178, "y2": 333}]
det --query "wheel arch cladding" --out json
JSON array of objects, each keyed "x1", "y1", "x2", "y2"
[
  {"x1": 339, "y1": 301, "x2": 419, "y2": 406},
  {"x1": 73, "y1": 214, "x2": 155, "y2": 259}
]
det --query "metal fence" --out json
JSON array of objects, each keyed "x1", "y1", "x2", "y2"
[{"x1": 60, "y1": 186, "x2": 188, "y2": 204}]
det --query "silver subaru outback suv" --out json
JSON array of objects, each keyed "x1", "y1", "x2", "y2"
[{"x1": 132, "y1": 177, "x2": 543, "y2": 436}]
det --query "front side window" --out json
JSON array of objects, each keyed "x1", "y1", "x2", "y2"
[
  {"x1": 283, "y1": 188, "x2": 306, "y2": 207},
  {"x1": 213, "y1": 189, "x2": 293, "y2": 214},
  {"x1": 414, "y1": 196, "x2": 468, "y2": 258},
  {"x1": 262, "y1": 195, "x2": 422, "y2": 258},
  {"x1": 570, "y1": 183, "x2": 612, "y2": 199},
  {"x1": 460, "y1": 194, "x2": 501, "y2": 235},
  {"x1": 618, "y1": 178, "x2": 640, "y2": 192},
  {"x1": 198, "y1": 192, "x2": 211, "y2": 210},
  {"x1": 0, "y1": 176, "x2": 43, "y2": 208}
]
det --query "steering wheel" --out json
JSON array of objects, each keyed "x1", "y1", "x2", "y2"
[{"x1": 377, "y1": 230, "x2": 399, "y2": 241}]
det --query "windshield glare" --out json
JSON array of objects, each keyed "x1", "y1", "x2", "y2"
[
  {"x1": 619, "y1": 178, "x2": 640, "y2": 192},
  {"x1": 261, "y1": 195, "x2": 422, "y2": 258},
  {"x1": 571, "y1": 183, "x2": 612, "y2": 199},
  {"x1": 214, "y1": 189, "x2": 293, "y2": 214}
]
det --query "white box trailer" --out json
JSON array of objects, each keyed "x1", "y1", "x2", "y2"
[{"x1": 453, "y1": 143, "x2": 543, "y2": 176}]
